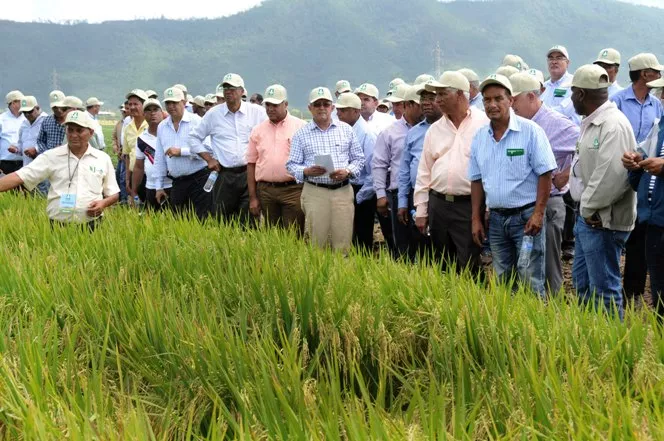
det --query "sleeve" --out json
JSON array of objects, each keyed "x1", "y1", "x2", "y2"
[
  {"x1": 37, "y1": 123, "x2": 47, "y2": 153},
  {"x1": 413, "y1": 130, "x2": 435, "y2": 218},
  {"x1": 467, "y1": 133, "x2": 483, "y2": 182},
  {"x1": 628, "y1": 169, "x2": 645, "y2": 192},
  {"x1": 355, "y1": 133, "x2": 377, "y2": 204},
  {"x1": 153, "y1": 126, "x2": 168, "y2": 189},
  {"x1": 16, "y1": 153, "x2": 51, "y2": 190},
  {"x1": 121, "y1": 125, "x2": 131, "y2": 156},
  {"x1": 397, "y1": 143, "x2": 411, "y2": 209},
  {"x1": 371, "y1": 131, "x2": 390, "y2": 199},
  {"x1": 246, "y1": 126, "x2": 260, "y2": 164},
  {"x1": 188, "y1": 113, "x2": 212, "y2": 155},
  {"x1": 347, "y1": 129, "x2": 365, "y2": 178},
  {"x1": 17, "y1": 124, "x2": 26, "y2": 153},
  {"x1": 102, "y1": 155, "x2": 120, "y2": 197},
  {"x1": 286, "y1": 129, "x2": 306, "y2": 183},
  {"x1": 530, "y1": 125, "x2": 557, "y2": 176}
]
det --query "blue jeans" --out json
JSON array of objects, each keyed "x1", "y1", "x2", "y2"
[
  {"x1": 489, "y1": 205, "x2": 546, "y2": 297},
  {"x1": 116, "y1": 159, "x2": 127, "y2": 202},
  {"x1": 572, "y1": 216, "x2": 630, "y2": 320}
]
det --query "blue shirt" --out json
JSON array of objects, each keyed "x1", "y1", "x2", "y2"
[
  {"x1": 611, "y1": 85, "x2": 664, "y2": 143},
  {"x1": 542, "y1": 71, "x2": 574, "y2": 109},
  {"x1": 350, "y1": 117, "x2": 377, "y2": 204},
  {"x1": 470, "y1": 94, "x2": 484, "y2": 110},
  {"x1": 397, "y1": 119, "x2": 432, "y2": 208},
  {"x1": 468, "y1": 110, "x2": 557, "y2": 209},
  {"x1": 286, "y1": 120, "x2": 364, "y2": 185}
]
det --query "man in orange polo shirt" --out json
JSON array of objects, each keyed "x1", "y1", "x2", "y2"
[{"x1": 247, "y1": 84, "x2": 307, "y2": 232}]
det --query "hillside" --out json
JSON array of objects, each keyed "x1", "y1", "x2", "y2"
[{"x1": 0, "y1": 0, "x2": 662, "y2": 109}]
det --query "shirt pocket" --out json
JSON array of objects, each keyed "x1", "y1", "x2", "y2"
[
  {"x1": 504, "y1": 151, "x2": 529, "y2": 181},
  {"x1": 81, "y1": 165, "x2": 104, "y2": 193}
]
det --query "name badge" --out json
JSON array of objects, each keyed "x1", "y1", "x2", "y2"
[
  {"x1": 506, "y1": 148, "x2": 525, "y2": 157},
  {"x1": 553, "y1": 88, "x2": 567, "y2": 98},
  {"x1": 59, "y1": 193, "x2": 77, "y2": 213}
]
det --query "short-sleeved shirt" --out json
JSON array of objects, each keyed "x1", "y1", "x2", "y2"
[
  {"x1": 16, "y1": 144, "x2": 120, "y2": 222},
  {"x1": 468, "y1": 110, "x2": 557, "y2": 209},
  {"x1": 122, "y1": 118, "x2": 148, "y2": 170},
  {"x1": 611, "y1": 85, "x2": 664, "y2": 143}
]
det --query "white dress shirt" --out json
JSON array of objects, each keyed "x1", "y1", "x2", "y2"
[
  {"x1": 365, "y1": 110, "x2": 395, "y2": 136},
  {"x1": 0, "y1": 109, "x2": 26, "y2": 161},
  {"x1": 87, "y1": 111, "x2": 105, "y2": 150},
  {"x1": 18, "y1": 112, "x2": 47, "y2": 165},
  {"x1": 188, "y1": 101, "x2": 267, "y2": 167}
]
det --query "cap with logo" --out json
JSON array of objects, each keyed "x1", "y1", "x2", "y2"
[
  {"x1": 145, "y1": 90, "x2": 159, "y2": 99},
  {"x1": 126, "y1": 89, "x2": 148, "y2": 102},
  {"x1": 186, "y1": 94, "x2": 195, "y2": 104},
  {"x1": 193, "y1": 95, "x2": 206, "y2": 107},
  {"x1": 173, "y1": 84, "x2": 188, "y2": 94},
  {"x1": 221, "y1": 73, "x2": 245, "y2": 88},
  {"x1": 594, "y1": 48, "x2": 621, "y2": 66},
  {"x1": 163, "y1": 87, "x2": 185, "y2": 102},
  {"x1": 496, "y1": 65, "x2": 520, "y2": 78},
  {"x1": 377, "y1": 99, "x2": 392, "y2": 110},
  {"x1": 425, "y1": 71, "x2": 470, "y2": 93},
  {"x1": 5, "y1": 90, "x2": 24, "y2": 104},
  {"x1": 356, "y1": 83, "x2": 380, "y2": 99},
  {"x1": 502, "y1": 54, "x2": 526, "y2": 70},
  {"x1": 479, "y1": 74, "x2": 513, "y2": 95},
  {"x1": 142, "y1": 98, "x2": 163, "y2": 111},
  {"x1": 215, "y1": 84, "x2": 225, "y2": 97},
  {"x1": 309, "y1": 87, "x2": 334, "y2": 104},
  {"x1": 263, "y1": 84, "x2": 288, "y2": 105},
  {"x1": 564, "y1": 64, "x2": 610, "y2": 89},
  {"x1": 336, "y1": 92, "x2": 361, "y2": 110},
  {"x1": 49, "y1": 90, "x2": 65, "y2": 107},
  {"x1": 414, "y1": 74, "x2": 436, "y2": 85},
  {"x1": 19, "y1": 96, "x2": 38, "y2": 112},
  {"x1": 458, "y1": 68, "x2": 480, "y2": 83},
  {"x1": 385, "y1": 83, "x2": 410, "y2": 103},
  {"x1": 388, "y1": 78, "x2": 405, "y2": 90},
  {"x1": 404, "y1": 85, "x2": 421, "y2": 104},
  {"x1": 204, "y1": 93, "x2": 217, "y2": 104},
  {"x1": 62, "y1": 96, "x2": 84, "y2": 110},
  {"x1": 335, "y1": 80, "x2": 352, "y2": 94},
  {"x1": 526, "y1": 69, "x2": 546, "y2": 86},
  {"x1": 86, "y1": 97, "x2": 104, "y2": 107},
  {"x1": 628, "y1": 53, "x2": 664, "y2": 72},
  {"x1": 509, "y1": 72, "x2": 542, "y2": 96},
  {"x1": 547, "y1": 45, "x2": 570, "y2": 59},
  {"x1": 64, "y1": 110, "x2": 96, "y2": 130},
  {"x1": 415, "y1": 78, "x2": 436, "y2": 95}
]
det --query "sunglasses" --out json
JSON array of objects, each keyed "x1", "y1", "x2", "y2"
[{"x1": 312, "y1": 101, "x2": 332, "y2": 108}]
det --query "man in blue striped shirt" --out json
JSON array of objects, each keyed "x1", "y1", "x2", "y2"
[
  {"x1": 469, "y1": 74, "x2": 557, "y2": 297},
  {"x1": 286, "y1": 87, "x2": 364, "y2": 253}
]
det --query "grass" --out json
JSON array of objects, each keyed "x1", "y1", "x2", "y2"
[{"x1": 0, "y1": 193, "x2": 663, "y2": 440}]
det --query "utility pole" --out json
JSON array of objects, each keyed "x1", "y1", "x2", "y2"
[{"x1": 433, "y1": 42, "x2": 442, "y2": 78}]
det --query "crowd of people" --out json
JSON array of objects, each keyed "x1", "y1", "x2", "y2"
[{"x1": 1, "y1": 45, "x2": 664, "y2": 321}]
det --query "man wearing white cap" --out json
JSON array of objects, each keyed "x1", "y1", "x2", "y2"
[
  {"x1": 336, "y1": 92, "x2": 378, "y2": 252},
  {"x1": 356, "y1": 83, "x2": 395, "y2": 134},
  {"x1": 34, "y1": 94, "x2": 71, "y2": 162},
  {"x1": 0, "y1": 91, "x2": 26, "y2": 175},
  {"x1": 188, "y1": 73, "x2": 267, "y2": 224},
  {"x1": 122, "y1": 89, "x2": 148, "y2": 202},
  {"x1": 215, "y1": 84, "x2": 226, "y2": 105},
  {"x1": 335, "y1": 80, "x2": 352, "y2": 98},
  {"x1": 154, "y1": 87, "x2": 211, "y2": 220},
  {"x1": 0, "y1": 110, "x2": 119, "y2": 229},
  {"x1": 594, "y1": 48, "x2": 623, "y2": 97},
  {"x1": 569, "y1": 65, "x2": 637, "y2": 319},
  {"x1": 131, "y1": 98, "x2": 170, "y2": 211},
  {"x1": 387, "y1": 78, "x2": 405, "y2": 94},
  {"x1": 385, "y1": 83, "x2": 409, "y2": 121},
  {"x1": 191, "y1": 96, "x2": 207, "y2": 117},
  {"x1": 542, "y1": 45, "x2": 573, "y2": 108},
  {"x1": 414, "y1": 72, "x2": 490, "y2": 272},
  {"x1": 286, "y1": 87, "x2": 364, "y2": 253},
  {"x1": 458, "y1": 68, "x2": 483, "y2": 110},
  {"x1": 611, "y1": 53, "x2": 664, "y2": 304},
  {"x1": 14, "y1": 97, "x2": 47, "y2": 173},
  {"x1": 469, "y1": 74, "x2": 557, "y2": 297},
  {"x1": 510, "y1": 72, "x2": 580, "y2": 294},
  {"x1": 204, "y1": 94, "x2": 217, "y2": 111},
  {"x1": 246, "y1": 84, "x2": 306, "y2": 232},
  {"x1": 83, "y1": 97, "x2": 105, "y2": 151},
  {"x1": 503, "y1": 54, "x2": 527, "y2": 71},
  {"x1": 377, "y1": 100, "x2": 392, "y2": 113}
]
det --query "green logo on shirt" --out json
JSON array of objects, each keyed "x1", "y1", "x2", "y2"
[{"x1": 592, "y1": 138, "x2": 600, "y2": 149}]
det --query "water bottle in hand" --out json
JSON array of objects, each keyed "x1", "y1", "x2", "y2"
[
  {"x1": 517, "y1": 235, "x2": 534, "y2": 270},
  {"x1": 203, "y1": 171, "x2": 218, "y2": 193}
]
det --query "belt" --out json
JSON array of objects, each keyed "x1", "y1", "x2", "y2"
[
  {"x1": 258, "y1": 180, "x2": 299, "y2": 187},
  {"x1": 491, "y1": 201, "x2": 536, "y2": 216},
  {"x1": 430, "y1": 189, "x2": 471, "y2": 202},
  {"x1": 221, "y1": 165, "x2": 247, "y2": 173},
  {"x1": 169, "y1": 167, "x2": 208, "y2": 182},
  {"x1": 306, "y1": 180, "x2": 349, "y2": 190},
  {"x1": 550, "y1": 194, "x2": 563, "y2": 198}
]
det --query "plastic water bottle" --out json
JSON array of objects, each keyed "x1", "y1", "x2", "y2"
[
  {"x1": 203, "y1": 171, "x2": 218, "y2": 193},
  {"x1": 517, "y1": 235, "x2": 534, "y2": 269}
]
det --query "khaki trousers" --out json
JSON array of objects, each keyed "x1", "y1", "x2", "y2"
[{"x1": 301, "y1": 183, "x2": 354, "y2": 252}]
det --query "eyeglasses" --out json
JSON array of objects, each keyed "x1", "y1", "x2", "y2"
[
  {"x1": 21, "y1": 109, "x2": 34, "y2": 115},
  {"x1": 312, "y1": 101, "x2": 332, "y2": 108},
  {"x1": 222, "y1": 85, "x2": 242, "y2": 91},
  {"x1": 144, "y1": 107, "x2": 161, "y2": 113},
  {"x1": 548, "y1": 56, "x2": 567, "y2": 62}
]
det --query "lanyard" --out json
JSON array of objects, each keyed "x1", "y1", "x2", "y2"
[{"x1": 67, "y1": 148, "x2": 81, "y2": 192}]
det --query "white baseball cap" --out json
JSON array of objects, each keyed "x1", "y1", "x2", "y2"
[
  {"x1": 309, "y1": 87, "x2": 334, "y2": 104},
  {"x1": 62, "y1": 96, "x2": 84, "y2": 110},
  {"x1": 510, "y1": 72, "x2": 542, "y2": 96},
  {"x1": 142, "y1": 98, "x2": 163, "y2": 111},
  {"x1": 547, "y1": 45, "x2": 570, "y2": 59},
  {"x1": 263, "y1": 84, "x2": 288, "y2": 105},
  {"x1": 172, "y1": 84, "x2": 188, "y2": 94},
  {"x1": 594, "y1": 48, "x2": 621, "y2": 66},
  {"x1": 19, "y1": 96, "x2": 38, "y2": 112},
  {"x1": 414, "y1": 74, "x2": 436, "y2": 85},
  {"x1": 336, "y1": 92, "x2": 361, "y2": 110},
  {"x1": 163, "y1": 87, "x2": 186, "y2": 102},
  {"x1": 221, "y1": 73, "x2": 245, "y2": 88},
  {"x1": 49, "y1": 90, "x2": 65, "y2": 107},
  {"x1": 126, "y1": 89, "x2": 148, "y2": 101},
  {"x1": 425, "y1": 71, "x2": 470, "y2": 93},
  {"x1": 628, "y1": 53, "x2": 664, "y2": 72},
  {"x1": 502, "y1": 54, "x2": 526, "y2": 70},
  {"x1": 86, "y1": 97, "x2": 104, "y2": 107},
  {"x1": 385, "y1": 83, "x2": 410, "y2": 103},
  {"x1": 496, "y1": 65, "x2": 520, "y2": 78},
  {"x1": 64, "y1": 110, "x2": 96, "y2": 130},
  {"x1": 335, "y1": 80, "x2": 352, "y2": 94},
  {"x1": 565, "y1": 64, "x2": 611, "y2": 90},
  {"x1": 193, "y1": 95, "x2": 206, "y2": 107},
  {"x1": 458, "y1": 68, "x2": 480, "y2": 83},
  {"x1": 355, "y1": 83, "x2": 379, "y2": 99},
  {"x1": 479, "y1": 74, "x2": 513, "y2": 95},
  {"x1": 5, "y1": 90, "x2": 24, "y2": 104}
]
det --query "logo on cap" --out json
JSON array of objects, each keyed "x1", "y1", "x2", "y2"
[
  {"x1": 489, "y1": 75, "x2": 497, "y2": 79},
  {"x1": 516, "y1": 62, "x2": 522, "y2": 69},
  {"x1": 167, "y1": 89, "x2": 174, "y2": 96},
  {"x1": 318, "y1": 88, "x2": 324, "y2": 96},
  {"x1": 21, "y1": 100, "x2": 27, "y2": 106},
  {"x1": 267, "y1": 88, "x2": 275, "y2": 96},
  {"x1": 71, "y1": 112, "x2": 79, "y2": 120},
  {"x1": 52, "y1": 94, "x2": 57, "y2": 100},
  {"x1": 360, "y1": 84, "x2": 367, "y2": 91},
  {"x1": 224, "y1": 74, "x2": 233, "y2": 81},
  {"x1": 602, "y1": 50, "x2": 608, "y2": 57}
]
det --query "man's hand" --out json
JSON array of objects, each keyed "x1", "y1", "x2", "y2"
[
  {"x1": 304, "y1": 166, "x2": 326, "y2": 177},
  {"x1": 376, "y1": 197, "x2": 389, "y2": 217},
  {"x1": 205, "y1": 158, "x2": 221, "y2": 172},
  {"x1": 552, "y1": 168, "x2": 570, "y2": 190},
  {"x1": 415, "y1": 215, "x2": 428, "y2": 235},
  {"x1": 329, "y1": 169, "x2": 349, "y2": 181},
  {"x1": 622, "y1": 152, "x2": 643, "y2": 171},
  {"x1": 165, "y1": 147, "x2": 182, "y2": 158},
  {"x1": 249, "y1": 196, "x2": 261, "y2": 217},
  {"x1": 87, "y1": 200, "x2": 107, "y2": 217},
  {"x1": 472, "y1": 216, "x2": 486, "y2": 247},
  {"x1": 397, "y1": 208, "x2": 409, "y2": 225},
  {"x1": 524, "y1": 210, "x2": 544, "y2": 236},
  {"x1": 24, "y1": 147, "x2": 37, "y2": 159},
  {"x1": 638, "y1": 157, "x2": 664, "y2": 176},
  {"x1": 7, "y1": 146, "x2": 18, "y2": 154},
  {"x1": 584, "y1": 212, "x2": 602, "y2": 228},
  {"x1": 156, "y1": 190, "x2": 168, "y2": 205}
]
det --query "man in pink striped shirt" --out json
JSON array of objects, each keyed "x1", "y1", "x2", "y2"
[{"x1": 247, "y1": 84, "x2": 306, "y2": 232}]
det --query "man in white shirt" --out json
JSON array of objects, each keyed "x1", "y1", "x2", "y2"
[
  {"x1": 0, "y1": 90, "x2": 27, "y2": 175},
  {"x1": 86, "y1": 97, "x2": 105, "y2": 149},
  {"x1": 188, "y1": 73, "x2": 267, "y2": 224},
  {"x1": 356, "y1": 83, "x2": 395, "y2": 134},
  {"x1": 542, "y1": 45, "x2": 581, "y2": 125}
]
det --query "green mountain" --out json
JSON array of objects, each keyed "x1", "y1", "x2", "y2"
[{"x1": 0, "y1": 0, "x2": 662, "y2": 110}]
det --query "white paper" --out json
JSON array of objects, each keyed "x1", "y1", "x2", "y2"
[{"x1": 314, "y1": 154, "x2": 335, "y2": 172}]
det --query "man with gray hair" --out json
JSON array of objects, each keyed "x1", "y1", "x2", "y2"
[{"x1": 458, "y1": 68, "x2": 483, "y2": 109}]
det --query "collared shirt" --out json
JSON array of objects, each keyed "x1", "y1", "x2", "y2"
[
  {"x1": 188, "y1": 101, "x2": 267, "y2": 167},
  {"x1": 468, "y1": 109, "x2": 557, "y2": 209},
  {"x1": 414, "y1": 107, "x2": 490, "y2": 217},
  {"x1": 398, "y1": 119, "x2": 432, "y2": 209},
  {"x1": 611, "y1": 85, "x2": 664, "y2": 143},
  {"x1": 553, "y1": 97, "x2": 581, "y2": 126},
  {"x1": 246, "y1": 113, "x2": 306, "y2": 183},
  {"x1": 542, "y1": 71, "x2": 574, "y2": 109},
  {"x1": 286, "y1": 120, "x2": 364, "y2": 185},
  {"x1": 136, "y1": 130, "x2": 172, "y2": 190},
  {"x1": 0, "y1": 109, "x2": 26, "y2": 161},
  {"x1": 470, "y1": 94, "x2": 484, "y2": 110},
  {"x1": 531, "y1": 104, "x2": 580, "y2": 195},
  {"x1": 122, "y1": 118, "x2": 148, "y2": 170},
  {"x1": 350, "y1": 116, "x2": 377, "y2": 204},
  {"x1": 37, "y1": 114, "x2": 66, "y2": 154},
  {"x1": 17, "y1": 112, "x2": 47, "y2": 165},
  {"x1": 609, "y1": 82, "x2": 623, "y2": 97},
  {"x1": 372, "y1": 117, "x2": 413, "y2": 199},
  {"x1": 86, "y1": 111, "x2": 105, "y2": 151},
  {"x1": 120, "y1": 116, "x2": 131, "y2": 147},
  {"x1": 16, "y1": 144, "x2": 119, "y2": 223},
  {"x1": 365, "y1": 110, "x2": 395, "y2": 135},
  {"x1": 154, "y1": 111, "x2": 207, "y2": 189}
]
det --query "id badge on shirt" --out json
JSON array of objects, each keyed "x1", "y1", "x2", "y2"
[
  {"x1": 59, "y1": 193, "x2": 77, "y2": 213},
  {"x1": 553, "y1": 88, "x2": 567, "y2": 98}
]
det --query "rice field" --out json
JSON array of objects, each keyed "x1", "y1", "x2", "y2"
[{"x1": 0, "y1": 192, "x2": 663, "y2": 440}]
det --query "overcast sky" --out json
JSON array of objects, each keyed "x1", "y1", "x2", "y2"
[{"x1": 0, "y1": 0, "x2": 660, "y2": 22}]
